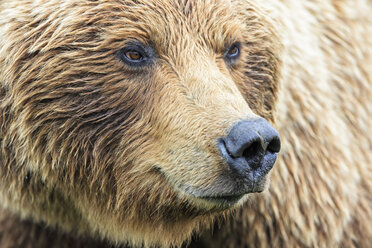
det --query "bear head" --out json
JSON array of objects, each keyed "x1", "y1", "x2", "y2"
[{"x1": 0, "y1": 0, "x2": 282, "y2": 246}]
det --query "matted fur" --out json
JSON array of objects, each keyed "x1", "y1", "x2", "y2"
[{"x1": 0, "y1": 0, "x2": 371, "y2": 247}]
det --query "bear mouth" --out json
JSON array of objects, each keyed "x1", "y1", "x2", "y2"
[
  {"x1": 199, "y1": 194, "x2": 245, "y2": 204},
  {"x1": 189, "y1": 181, "x2": 267, "y2": 208}
]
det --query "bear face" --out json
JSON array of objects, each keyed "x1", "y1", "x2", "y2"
[{"x1": 0, "y1": 0, "x2": 282, "y2": 246}]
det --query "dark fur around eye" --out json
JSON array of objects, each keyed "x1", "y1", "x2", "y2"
[
  {"x1": 224, "y1": 42, "x2": 241, "y2": 63},
  {"x1": 118, "y1": 42, "x2": 155, "y2": 67}
]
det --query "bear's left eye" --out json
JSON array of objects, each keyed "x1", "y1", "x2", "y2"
[{"x1": 224, "y1": 42, "x2": 241, "y2": 63}]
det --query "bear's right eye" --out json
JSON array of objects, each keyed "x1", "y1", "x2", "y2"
[
  {"x1": 118, "y1": 43, "x2": 154, "y2": 67},
  {"x1": 124, "y1": 50, "x2": 143, "y2": 62}
]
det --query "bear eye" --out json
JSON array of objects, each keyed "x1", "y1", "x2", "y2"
[
  {"x1": 124, "y1": 50, "x2": 143, "y2": 62},
  {"x1": 225, "y1": 42, "x2": 241, "y2": 62},
  {"x1": 118, "y1": 43, "x2": 154, "y2": 67}
]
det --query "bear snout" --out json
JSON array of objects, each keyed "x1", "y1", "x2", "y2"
[{"x1": 218, "y1": 118, "x2": 281, "y2": 189}]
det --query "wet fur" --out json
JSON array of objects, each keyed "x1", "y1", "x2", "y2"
[{"x1": 0, "y1": 0, "x2": 371, "y2": 247}]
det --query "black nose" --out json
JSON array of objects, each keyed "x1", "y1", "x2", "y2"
[{"x1": 218, "y1": 118, "x2": 281, "y2": 179}]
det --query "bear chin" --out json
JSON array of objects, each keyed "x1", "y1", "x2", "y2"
[{"x1": 179, "y1": 175, "x2": 270, "y2": 211}]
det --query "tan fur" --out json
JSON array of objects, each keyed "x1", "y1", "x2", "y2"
[{"x1": 0, "y1": 0, "x2": 371, "y2": 247}]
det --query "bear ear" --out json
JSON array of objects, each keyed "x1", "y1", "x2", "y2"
[{"x1": 233, "y1": 2, "x2": 283, "y2": 122}]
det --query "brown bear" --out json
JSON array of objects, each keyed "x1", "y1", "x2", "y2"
[{"x1": 0, "y1": 0, "x2": 371, "y2": 247}]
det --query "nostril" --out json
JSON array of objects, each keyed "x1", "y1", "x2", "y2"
[
  {"x1": 242, "y1": 140, "x2": 265, "y2": 170},
  {"x1": 242, "y1": 141, "x2": 261, "y2": 160},
  {"x1": 267, "y1": 137, "x2": 281, "y2": 153}
]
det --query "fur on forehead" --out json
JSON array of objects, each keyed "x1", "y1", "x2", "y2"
[{"x1": 87, "y1": 0, "x2": 244, "y2": 54}]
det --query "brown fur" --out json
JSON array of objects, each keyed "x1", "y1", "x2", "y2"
[
  {"x1": 0, "y1": 0, "x2": 371, "y2": 247},
  {"x1": 0, "y1": 209, "x2": 118, "y2": 248}
]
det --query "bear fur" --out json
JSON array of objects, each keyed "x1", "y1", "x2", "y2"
[{"x1": 0, "y1": 0, "x2": 371, "y2": 247}]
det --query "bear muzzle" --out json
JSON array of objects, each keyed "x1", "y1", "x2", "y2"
[{"x1": 187, "y1": 118, "x2": 281, "y2": 208}]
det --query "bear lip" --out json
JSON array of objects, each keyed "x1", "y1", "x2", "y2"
[
  {"x1": 196, "y1": 186, "x2": 264, "y2": 202},
  {"x1": 199, "y1": 194, "x2": 244, "y2": 204},
  {"x1": 190, "y1": 180, "x2": 267, "y2": 206}
]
